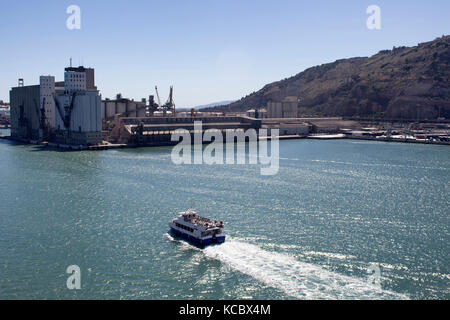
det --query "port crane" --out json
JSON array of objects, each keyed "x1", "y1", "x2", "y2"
[
  {"x1": 164, "y1": 86, "x2": 175, "y2": 112},
  {"x1": 155, "y1": 86, "x2": 162, "y2": 107},
  {"x1": 153, "y1": 86, "x2": 176, "y2": 116}
]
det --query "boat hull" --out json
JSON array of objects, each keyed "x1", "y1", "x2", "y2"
[
  {"x1": 214, "y1": 235, "x2": 226, "y2": 243},
  {"x1": 170, "y1": 227, "x2": 225, "y2": 247}
]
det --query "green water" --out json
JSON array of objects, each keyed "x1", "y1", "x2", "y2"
[{"x1": 0, "y1": 138, "x2": 448, "y2": 299}]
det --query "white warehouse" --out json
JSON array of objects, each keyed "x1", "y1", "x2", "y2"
[
  {"x1": 54, "y1": 67, "x2": 102, "y2": 145},
  {"x1": 55, "y1": 91, "x2": 102, "y2": 145}
]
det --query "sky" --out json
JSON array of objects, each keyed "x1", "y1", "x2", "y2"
[{"x1": 0, "y1": 0, "x2": 449, "y2": 108}]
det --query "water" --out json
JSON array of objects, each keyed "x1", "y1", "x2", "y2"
[{"x1": 0, "y1": 138, "x2": 448, "y2": 299}]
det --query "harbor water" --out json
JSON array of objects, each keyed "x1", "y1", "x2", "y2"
[{"x1": 0, "y1": 138, "x2": 448, "y2": 299}]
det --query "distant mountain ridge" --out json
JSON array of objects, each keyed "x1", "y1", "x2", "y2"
[
  {"x1": 194, "y1": 100, "x2": 236, "y2": 110},
  {"x1": 203, "y1": 36, "x2": 450, "y2": 119}
]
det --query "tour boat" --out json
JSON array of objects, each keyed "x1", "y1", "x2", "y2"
[{"x1": 169, "y1": 209, "x2": 225, "y2": 246}]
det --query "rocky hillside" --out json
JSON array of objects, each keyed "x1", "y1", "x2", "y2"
[{"x1": 204, "y1": 36, "x2": 450, "y2": 119}]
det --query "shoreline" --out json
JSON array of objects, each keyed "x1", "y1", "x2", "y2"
[
  {"x1": 342, "y1": 135, "x2": 450, "y2": 146},
  {"x1": 258, "y1": 134, "x2": 450, "y2": 145},
  {"x1": 1, "y1": 134, "x2": 449, "y2": 150}
]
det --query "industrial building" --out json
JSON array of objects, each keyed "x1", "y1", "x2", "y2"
[
  {"x1": 266, "y1": 97, "x2": 299, "y2": 118},
  {"x1": 108, "y1": 115, "x2": 262, "y2": 146},
  {"x1": 39, "y1": 76, "x2": 56, "y2": 129},
  {"x1": 102, "y1": 94, "x2": 149, "y2": 121},
  {"x1": 54, "y1": 66, "x2": 101, "y2": 145},
  {"x1": 0, "y1": 101, "x2": 10, "y2": 125},
  {"x1": 9, "y1": 66, "x2": 102, "y2": 145},
  {"x1": 246, "y1": 108, "x2": 267, "y2": 118},
  {"x1": 64, "y1": 66, "x2": 97, "y2": 91},
  {"x1": 309, "y1": 119, "x2": 361, "y2": 133},
  {"x1": 101, "y1": 86, "x2": 177, "y2": 121},
  {"x1": 261, "y1": 122, "x2": 311, "y2": 136},
  {"x1": 9, "y1": 82, "x2": 41, "y2": 140}
]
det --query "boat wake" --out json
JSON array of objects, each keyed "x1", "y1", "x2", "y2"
[
  {"x1": 203, "y1": 239, "x2": 408, "y2": 300},
  {"x1": 165, "y1": 234, "x2": 407, "y2": 299},
  {"x1": 165, "y1": 232, "x2": 205, "y2": 252}
]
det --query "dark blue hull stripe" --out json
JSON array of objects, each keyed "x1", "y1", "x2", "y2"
[{"x1": 170, "y1": 228, "x2": 225, "y2": 246}]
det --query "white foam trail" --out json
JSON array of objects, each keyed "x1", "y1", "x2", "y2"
[
  {"x1": 164, "y1": 233, "x2": 176, "y2": 242},
  {"x1": 302, "y1": 251, "x2": 356, "y2": 261},
  {"x1": 202, "y1": 240, "x2": 408, "y2": 300},
  {"x1": 164, "y1": 233, "x2": 202, "y2": 252}
]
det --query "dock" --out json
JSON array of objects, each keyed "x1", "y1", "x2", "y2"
[
  {"x1": 259, "y1": 135, "x2": 306, "y2": 140},
  {"x1": 307, "y1": 134, "x2": 346, "y2": 139}
]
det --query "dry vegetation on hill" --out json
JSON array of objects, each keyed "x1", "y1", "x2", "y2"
[{"x1": 205, "y1": 36, "x2": 450, "y2": 119}]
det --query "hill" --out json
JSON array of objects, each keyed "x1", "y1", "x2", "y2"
[
  {"x1": 203, "y1": 36, "x2": 450, "y2": 119},
  {"x1": 192, "y1": 100, "x2": 236, "y2": 110}
]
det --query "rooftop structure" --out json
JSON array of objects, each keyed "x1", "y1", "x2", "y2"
[{"x1": 64, "y1": 66, "x2": 96, "y2": 91}]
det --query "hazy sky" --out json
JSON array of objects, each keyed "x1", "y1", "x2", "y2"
[{"x1": 0, "y1": 0, "x2": 448, "y2": 107}]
